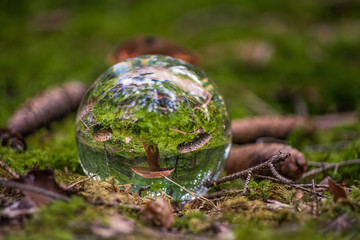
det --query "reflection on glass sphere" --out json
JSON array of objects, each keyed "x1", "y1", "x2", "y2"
[{"x1": 75, "y1": 55, "x2": 231, "y2": 200}]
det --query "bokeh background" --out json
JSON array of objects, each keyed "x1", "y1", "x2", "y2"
[{"x1": 1, "y1": 0, "x2": 360, "y2": 125}]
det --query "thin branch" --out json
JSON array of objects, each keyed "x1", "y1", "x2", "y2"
[
  {"x1": 169, "y1": 127, "x2": 203, "y2": 135},
  {"x1": 242, "y1": 172, "x2": 252, "y2": 195},
  {"x1": 160, "y1": 174, "x2": 218, "y2": 209},
  {"x1": 268, "y1": 163, "x2": 293, "y2": 183},
  {"x1": 67, "y1": 174, "x2": 96, "y2": 189},
  {"x1": 204, "y1": 189, "x2": 244, "y2": 199},
  {"x1": 312, "y1": 179, "x2": 319, "y2": 215},
  {"x1": 301, "y1": 159, "x2": 360, "y2": 179},
  {"x1": 296, "y1": 183, "x2": 329, "y2": 188},
  {"x1": 0, "y1": 177, "x2": 70, "y2": 202},
  {"x1": 253, "y1": 174, "x2": 325, "y2": 197},
  {"x1": 204, "y1": 153, "x2": 290, "y2": 188},
  {"x1": 0, "y1": 159, "x2": 20, "y2": 179},
  {"x1": 307, "y1": 161, "x2": 328, "y2": 167}
]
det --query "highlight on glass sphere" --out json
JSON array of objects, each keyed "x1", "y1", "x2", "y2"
[{"x1": 75, "y1": 55, "x2": 231, "y2": 200}]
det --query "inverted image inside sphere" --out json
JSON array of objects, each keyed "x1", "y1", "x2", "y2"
[{"x1": 75, "y1": 55, "x2": 231, "y2": 201}]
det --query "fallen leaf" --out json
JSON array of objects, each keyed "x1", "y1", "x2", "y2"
[
  {"x1": 319, "y1": 176, "x2": 331, "y2": 186},
  {"x1": 328, "y1": 178, "x2": 347, "y2": 203},
  {"x1": 131, "y1": 167, "x2": 174, "y2": 178},
  {"x1": 141, "y1": 196, "x2": 174, "y2": 228},
  {"x1": 13, "y1": 168, "x2": 73, "y2": 206}
]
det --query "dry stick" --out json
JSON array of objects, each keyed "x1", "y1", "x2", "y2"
[
  {"x1": 0, "y1": 177, "x2": 71, "y2": 202},
  {"x1": 160, "y1": 174, "x2": 218, "y2": 209},
  {"x1": 268, "y1": 163, "x2": 293, "y2": 183},
  {"x1": 296, "y1": 183, "x2": 329, "y2": 188},
  {"x1": 307, "y1": 161, "x2": 329, "y2": 167},
  {"x1": 295, "y1": 183, "x2": 354, "y2": 191},
  {"x1": 253, "y1": 174, "x2": 325, "y2": 197},
  {"x1": 67, "y1": 174, "x2": 97, "y2": 189},
  {"x1": 204, "y1": 153, "x2": 291, "y2": 188},
  {"x1": 204, "y1": 189, "x2": 244, "y2": 200},
  {"x1": 301, "y1": 159, "x2": 360, "y2": 179},
  {"x1": 312, "y1": 179, "x2": 319, "y2": 215},
  {"x1": 0, "y1": 159, "x2": 20, "y2": 179},
  {"x1": 242, "y1": 172, "x2": 252, "y2": 195}
]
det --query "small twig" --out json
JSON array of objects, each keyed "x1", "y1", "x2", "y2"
[
  {"x1": 253, "y1": 174, "x2": 325, "y2": 197},
  {"x1": 0, "y1": 177, "x2": 70, "y2": 202},
  {"x1": 138, "y1": 185, "x2": 151, "y2": 196},
  {"x1": 301, "y1": 159, "x2": 360, "y2": 179},
  {"x1": 118, "y1": 183, "x2": 133, "y2": 192},
  {"x1": 312, "y1": 179, "x2": 318, "y2": 215},
  {"x1": 311, "y1": 179, "x2": 316, "y2": 193},
  {"x1": 193, "y1": 93, "x2": 212, "y2": 110},
  {"x1": 268, "y1": 163, "x2": 293, "y2": 183},
  {"x1": 204, "y1": 189, "x2": 243, "y2": 199},
  {"x1": 242, "y1": 172, "x2": 252, "y2": 195},
  {"x1": 307, "y1": 161, "x2": 328, "y2": 167},
  {"x1": 0, "y1": 159, "x2": 20, "y2": 179},
  {"x1": 204, "y1": 153, "x2": 290, "y2": 188},
  {"x1": 296, "y1": 183, "x2": 329, "y2": 188},
  {"x1": 333, "y1": 164, "x2": 339, "y2": 175},
  {"x1": 294, "y1": 183, "x2": 353, "y2": 191},
  {"x1": 160, "y1": 174, "x2": 218, "y2": 209},
  {"x1": 169, "y1": 127, "x2": 203, "y2": 135},
  {"x1": 67, "y1": 174, "x2": 96, "y2": 189}
]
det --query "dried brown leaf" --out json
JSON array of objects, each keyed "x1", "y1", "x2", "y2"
[
  {"x1": 13, "y1": 169, "x2": 73, "y2": 206},
  {"x1": 328, "y1": 178, "x2": 348, "y2": 203},
  {"x1": 141, "y1": 196, "x2": 174, "y2": 228},
  {"x1": 131, "y1": 167, "x2": 174, "y2": 178},
  {"x1": 109, "y1": 36, "x2": 198, "y2": 65},
  {"x1": 225, "y1": 143, "x2": 307, "y2": 180}
]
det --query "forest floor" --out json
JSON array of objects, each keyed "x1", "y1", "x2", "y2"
[{"x1": 1, "y1": 1, "x2": 360, "y2": 239}]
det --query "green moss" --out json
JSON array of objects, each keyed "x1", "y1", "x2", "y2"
[
  {"x1": 6, "y1": 197, "x2": 101, "y2": 240},
  {"x1": 174, "y1": 210, "x2": 208, "y2": 234}
]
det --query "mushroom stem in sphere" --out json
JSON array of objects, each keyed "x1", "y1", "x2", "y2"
[{"x1": 142, "y1": 142, "x2": 160, "y2": 170}]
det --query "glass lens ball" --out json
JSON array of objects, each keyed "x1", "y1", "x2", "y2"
[{"x1": 75, "y1": 55, "x2": 231, "y2": 200}]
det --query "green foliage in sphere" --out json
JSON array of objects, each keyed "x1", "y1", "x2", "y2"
[{"x1": 75, "y1": 55, "x2": 231, "y2": 200}]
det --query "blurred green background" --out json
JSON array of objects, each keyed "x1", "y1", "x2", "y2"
[{"x1": 1, "y1": 0, "x2": 360, "y2": 126}]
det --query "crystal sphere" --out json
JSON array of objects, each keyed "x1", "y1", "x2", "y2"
[{"x1": 75, "y1": 55, "x2": 231, "y2": 200}]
